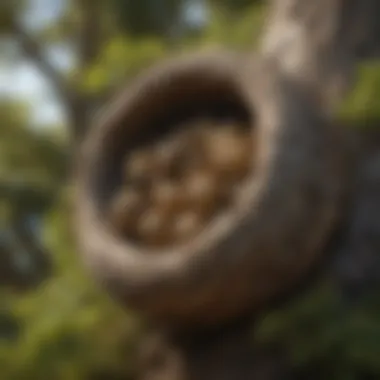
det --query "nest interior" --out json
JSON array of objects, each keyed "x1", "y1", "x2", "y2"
[
  {"x1": 89, "y1": 63, "x2": 254, "y2": 231},
  {"x1": 76, "y1": 54, "x2": 347, "y2": 326}
]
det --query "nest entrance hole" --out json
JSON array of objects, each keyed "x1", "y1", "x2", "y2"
[{"x1": 96, "y1": 76, "x2": 256, "y2": 250}]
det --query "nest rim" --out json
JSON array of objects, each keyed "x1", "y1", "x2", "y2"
[{"x1": 76, "y1": 51, "x2": 346, "y2": 326}]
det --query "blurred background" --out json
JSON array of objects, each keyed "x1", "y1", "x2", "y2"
[{"x1": 0, "y1": 1, "x2": 380, "y2": 379}]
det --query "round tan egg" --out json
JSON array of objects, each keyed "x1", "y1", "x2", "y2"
[
  {"x1": 169, "y1": 127, "x2": 209, "y2": 177},
  {"x1": 108, "y1": 188, "x2": 146, "y2": 239},
  {"x1": 151, "y1": 180, "x2": 189, "y2": 216},
  {"x1": 204, "y1": 126, "x2": 253, "y2": 182},
  {"x1": 137, "y1": 207, "x2": 174, "y2": 248},
  {"x1": 124, "y1": 149, "x2": 157, "y2": 187},
  {"x1": 171, "y1": 210, "x2": 203, "y2": 243},
  {"x1": 153, "y1": 135, "x2": 190, "y2": 180},
  {"x1": 181, "y1": 169, "x2": 227, "y2": 219}
]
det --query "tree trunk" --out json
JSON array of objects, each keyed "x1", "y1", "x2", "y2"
[
  {"x1": 137, "y1": 319, "x2": 290, "y2": 380},
  {"x1": 260, "y1": 0, "x2": 380, "y2": 109}
]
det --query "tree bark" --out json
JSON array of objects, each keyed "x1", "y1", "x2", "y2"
[
  {"x1": 259, "y1": 0, "x2": 380, "y2": 305},
  {"x1": 260, "y1": 0, "x2": 380, "y2": 109},
  {"x1": 137, "y1": 319, "x2": 290, "y2": 380}
]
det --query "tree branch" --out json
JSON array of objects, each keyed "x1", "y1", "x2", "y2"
[
  {"x1": 12, "y1": 220, "x2": 52, "y2": 276},
  {"x1": 77, "y1": 0, "x2": 103, "y2": 71},
  {"x1": 11, "y1": 21, "x2": 73, "y2": 106},
  {"x1": 10, "y1": 8, "x2": 104, "y2": 142},
  {"x1": 66, "y1": 0, "x2": 104, "y2": 140},
  {"x1": 0, "y1": 221, "x2": 52, "y2": 292}
]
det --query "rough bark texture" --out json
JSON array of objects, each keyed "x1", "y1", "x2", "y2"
[
  {"x1": 258, "y1": 0, "x2": 380, "y2": 308},
  {"x1": 330, "y1": 124, "x2": 380, "y2": 303},
  {"x1": 260, "y1": 0, "x2": 380, "y2": 108}
]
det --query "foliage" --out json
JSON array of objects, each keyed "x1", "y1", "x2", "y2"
[
  {"x1": 256, "y1": 281, "x2": 380, "y2": 379},
  {"x1": 339, "y1": 62, "x2": 380, "y2": 123},
  {"x1": 109, "y1": 0, "x2": 183, "y2": 37},
  {"x1": 0, "y1": 0, "x2": 379, "y2": 379},
  {"x1": 80, "y1": 36, "x2": 167, "y2": 96}
]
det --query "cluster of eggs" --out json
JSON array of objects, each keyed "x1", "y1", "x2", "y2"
[{"x1": 107, "y1": 120, "x2": 255, "y2": 248}]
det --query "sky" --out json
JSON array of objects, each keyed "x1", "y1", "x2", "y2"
[
  {"x1": 1, "y1": 0, "x2": 207, "y2": 128},
  {"x1": 1, "y1": 0, "x2": 71, "y2": 126}
]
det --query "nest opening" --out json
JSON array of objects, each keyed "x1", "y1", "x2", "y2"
[{"x1": 90, "y1": 69, "x2": 256, "y2": 249}]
